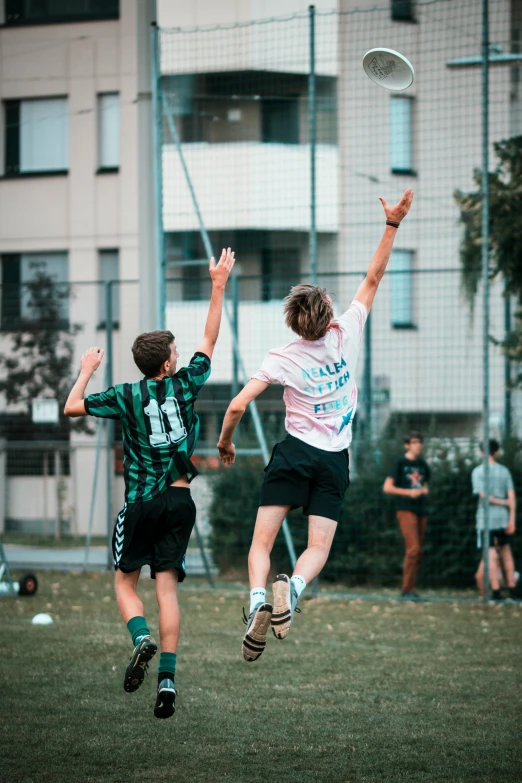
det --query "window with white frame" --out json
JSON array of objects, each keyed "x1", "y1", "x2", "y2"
[
  {"x1": 98, "y1": 249, "x2": 120, "y2": 326},
  {"x1": 1, "y1": 252, "x2": 69, "y2": 330},
  {"x1": 4, "y1": 98, "x2": 69, "y2": 175},
  {"x1": 97, "y1": 93, "x2": 120, "y2": 170},
  {"x1": 390, "y1": 96, "x2": 414, "y2": 174},
  {"x1": 390, "y1": 249, "x2": 414, "y2": 328}
]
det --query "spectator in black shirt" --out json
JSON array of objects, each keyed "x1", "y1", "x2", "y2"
[{"x1": 383, "y1": 431, "x2": 430, "y2": 600}]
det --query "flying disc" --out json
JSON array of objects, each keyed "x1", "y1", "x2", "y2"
[{"x1": 363, "y1": 48, "x2": 414, "y2": 91}]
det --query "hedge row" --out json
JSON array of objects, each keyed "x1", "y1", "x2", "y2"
[{"x1": 208, "y1": 438, "x2": 522, "y2": 589}]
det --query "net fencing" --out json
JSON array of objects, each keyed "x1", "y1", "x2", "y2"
[
  {"x1": 1, "y1": 1, "x2": 521, "y2": 595},
  {"x1": 157, "y1": 0, "x2": 522, "y2": 592}
]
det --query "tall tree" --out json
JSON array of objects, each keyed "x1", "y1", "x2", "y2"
[
  {"x1": 0, "y1": 263, "x2": 85, "y2": 429},
  {"x1": 454, "y1": 135, "x2": 522, "y2": 384}
]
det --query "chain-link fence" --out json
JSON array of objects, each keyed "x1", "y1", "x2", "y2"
[
  {"x1": 156, "y1": 0, "x2": 522, "y2": 593},
  {"x1": 1, "y1": 1, "x2": 522, "y2": 596}
]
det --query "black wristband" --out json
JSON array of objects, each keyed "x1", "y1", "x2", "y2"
[{"x1": 386, "y1": 219, "x2": 400, "y2": 228}]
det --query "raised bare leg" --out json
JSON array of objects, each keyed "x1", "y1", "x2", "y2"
[
  {"x1": 155, "y1": 569, "x2": 180, "y2": 653},
  {"x1": 248, "y1": 505, "x2": 291, "y2": 589}
]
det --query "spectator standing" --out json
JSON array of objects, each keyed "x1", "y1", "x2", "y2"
[
  {"x1": 383, "y1": 431, "x2": 430, "y2": 600},
  {"x1": 471, "y1": 440, "x2": 517, "y2": 601}
]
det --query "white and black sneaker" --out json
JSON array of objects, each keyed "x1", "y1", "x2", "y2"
[
  {"x1": 242, "y1": 602, "x2": 273, "y2": 662},
  {"x1": 154, "y1": 678, "x2": 176, "y2": 719},
  {"x1": 271, "y1": 574, "x2": 300, "y2": 639}
]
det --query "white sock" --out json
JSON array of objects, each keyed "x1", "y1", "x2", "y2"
[
  {"x1": 291, "y1": 575, "x2": 307, "y2": 598},
  {"x1": 250, "y1": 587, "x2": 266, "y2": 613}
]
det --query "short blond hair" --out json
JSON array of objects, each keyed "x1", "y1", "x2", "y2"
[{"x1": 283, "y1": 284, "x2": 334, "y2": 341}]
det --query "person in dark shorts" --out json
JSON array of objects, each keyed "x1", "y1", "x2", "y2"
[
  {"x1": 64, "y1": 248, "x2": 235, "y2": 717},
  {"x1": 217, "y1": 190, "x2": 414, "y2": 661},
  {"x1": 383, "y1": 431, "x2": 430, "y2": 600},
  {"x1": 471, "y1": 439, "x2": 517, "y2": 600}
]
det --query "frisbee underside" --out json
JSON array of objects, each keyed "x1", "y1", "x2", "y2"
[{"x1": 363, "y1": 48, "x2": 414, "y2": 91}]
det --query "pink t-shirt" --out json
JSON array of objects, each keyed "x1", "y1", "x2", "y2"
[{"x1": 253, "y1": 300, "x2": 368, "y2": 452}]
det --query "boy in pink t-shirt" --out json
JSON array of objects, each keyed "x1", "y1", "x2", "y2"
[{"x1": 218, "y1": 190, "x2": 413, "y2": 662}]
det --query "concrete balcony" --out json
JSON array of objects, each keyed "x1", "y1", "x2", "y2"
[
  {"x1": 167, "y1": 299, "x2": 295, "y2": 383},
  {"x1": 162, "y1": 142, "x2": 338, "y2": 233}
]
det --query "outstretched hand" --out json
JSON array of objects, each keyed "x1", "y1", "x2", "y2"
[
  {"x1": 209, "y1": 247, "x2": 235, "y2": 290},
  {"x1": 217, "y1": 440, "x2": 236, "y2": 466},
  {"x1": 81, "y1": 347, "x2": 104, "y2": 374},
  {"x1": 379, "y1": 189, "x2": 414, "y2": 224}
]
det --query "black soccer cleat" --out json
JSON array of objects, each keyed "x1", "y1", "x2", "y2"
[
  {"x1": 123, "y1": 635, "x2": 158, "y2": 693},
  {"x1": 242, "y1": 602, "x2": 273, "y2": 662},
  {"x1": 154, "y1": 678, "x2": 176, "y2": 719}
]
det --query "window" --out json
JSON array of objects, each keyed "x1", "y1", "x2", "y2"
[
  {"x1": 262, "y1": 96, "x2": 300, "y2": 144},
  {"x1": 391, "y1": 0, "x2": 415, "y2": 22},
  {"x1": 4, "y1": 97, "x2": 68, "y2": 175},
  {"x1": 98, "y1": 250, "x2": 120, "y2": 327},
  {"x1": 4, "y1": 0, "x2": 119, "y2": 26},
  {"x1": 262, "y1": 248, "x2": 300, "y2": 301},
  {"x1": 97, "y1": 93, "x2": 120, "y2": 171},
  {"x1": 1, "y1": 252, "x2": 68, "y2": 330},
  {"x1": 390, "y1": 96, "x2": 414, "y2": 174},
  {"x1": 390, "y1": 250, "x2": 414, "y2": 328}
]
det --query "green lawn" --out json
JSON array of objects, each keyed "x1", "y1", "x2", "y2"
[{"x1": 1, "y1": 572, "x2": 520, "y2": 783}]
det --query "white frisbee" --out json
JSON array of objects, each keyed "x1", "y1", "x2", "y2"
[{"x1": 363, "y1": 48, "x2": 414, "y2": 91}]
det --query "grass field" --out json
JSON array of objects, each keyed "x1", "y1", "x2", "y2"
[{"x1": 1, "y1": 572, "x2": 520, "y2": 783}]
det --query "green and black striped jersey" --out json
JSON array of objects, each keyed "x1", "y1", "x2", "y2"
[{"x1": 84, "y1": 352, "x2": 211, "y2": 504}]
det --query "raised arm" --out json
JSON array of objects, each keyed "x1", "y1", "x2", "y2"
[
  {"x1": 64, "y1": 347, "x2": 104, "y2": 417},
  {"x1": 197, "y1": 248, "x2": 235, "y2": 360},
  {"x1": 217, "y1": 379, "x2": 269, "y2": 465},
  {"x1": 353, "y1": 189, "x2": 414, "y2": 312}
]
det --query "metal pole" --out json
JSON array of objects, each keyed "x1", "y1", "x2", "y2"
[
  {"x1": 192, "y1": 521, "x2": 215, "y2": 588},
  {"x1": 54, "y1": 450, "x2": 61, "y2": 540},
  {"x1": 83, "y1": 418, "x2": 104, "y2": 570},
  {"x1": 504, "y1": 289, "x2": 511, "y2": 438},
  {"x1": 309, "y1": 5, "x2": 317, "y2": 285},
  {"x1": 481, "y1": 0, "x2": 491, "y2": 603},
  {"x1": 161, "y1": 91, "x2": 298, "y2": 566},
  {"x1": 364, "y1": 311, "x2": 372, "y2": 437},
  {"x1": 105, "y1": 282, "x2": 114, "y2": 571},
  {"x1": 151, "y1": 23, "x2": 166, "y2": 329},
  {"x1": 231, "y1": 272, "x2": 239, "y2": 399}
]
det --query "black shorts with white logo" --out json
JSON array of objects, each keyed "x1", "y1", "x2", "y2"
[
  {"x1": 113, "y1": 487, "x2": 196, "y2": 581},
  {"x1": 259, "y1": 434, "x2": 350, "y2": 522}
]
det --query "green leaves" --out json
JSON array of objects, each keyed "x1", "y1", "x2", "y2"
[{"x1": 454, "y1": 135, "x2": 522, "y2": 381}]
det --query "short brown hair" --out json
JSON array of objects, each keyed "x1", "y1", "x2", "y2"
[
  {"x1": 404, "y1": 430, "x2": 423, "y2": 444},
  {"x1": 132, "y1": 330, "x2": 174, "y2": 377},
  {"x1": 283, "y1": 284, "x2": 334, "y2": 341}
]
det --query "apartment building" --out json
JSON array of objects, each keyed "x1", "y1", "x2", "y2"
[
  {"x1": 0, "y1": 0, "x2": 158, "y2": 534},
  {"x1": 159, "y1": 0, "x2": 522, "y2": 442},
  {"x1": 1, "y1": 0, "x2": 520, "y2": 536}
]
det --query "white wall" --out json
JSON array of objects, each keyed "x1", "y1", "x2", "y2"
[{"x1": 163, "y1": 143, "x2": 338, "y2": 232}]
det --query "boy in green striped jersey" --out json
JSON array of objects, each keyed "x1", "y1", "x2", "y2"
[{"x1": 65, "y1": 248, "x2": 235, "y2": 718}]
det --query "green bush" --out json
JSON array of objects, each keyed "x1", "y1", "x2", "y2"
[{"x1": 208, "y1": 438, "x2": 522, "y2": 589}]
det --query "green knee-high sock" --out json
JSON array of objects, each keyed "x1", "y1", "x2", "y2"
[
  {"x1": 158, "y1": 652, "x2": 177, "y2": 682},
  {"x1": 127, "y1": 616, "x2": 150, "y2": 647}
]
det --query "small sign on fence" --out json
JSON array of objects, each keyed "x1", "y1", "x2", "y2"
[{"x1": 32, "y1": 399, "x2": 59, "y2": 424}]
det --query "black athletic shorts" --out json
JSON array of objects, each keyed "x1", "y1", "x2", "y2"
[
  {"x1": 113, "y1": 487, "x2": 196, "y2": 581},
  {"x1": 259, "y1": 434, "x2": 349, "y2": 522},
  {"x1": 478, "y1": 528, "x2": 514, "y2": 549}
]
